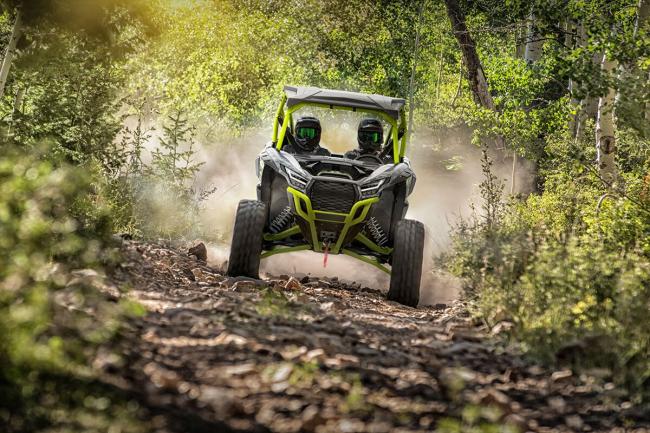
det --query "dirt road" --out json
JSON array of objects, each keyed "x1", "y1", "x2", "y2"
[{"x1": 104, "y1": 241, "x2": 650, "y2": 433}]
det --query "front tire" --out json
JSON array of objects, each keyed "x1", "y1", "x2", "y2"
[
  {"x1": 227, "y1": 200, "x2": 267, "y2": 278},
  {"x1": 387, "y1": 219, "x2": 424, "y2": 307}
]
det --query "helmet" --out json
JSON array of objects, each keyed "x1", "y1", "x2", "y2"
[
  {"x1": 294, "y1": 116, "x2": 321, "y2": 151},
  {"x1": 357, "y1": 118, "x2": 383, "y2": 152}
]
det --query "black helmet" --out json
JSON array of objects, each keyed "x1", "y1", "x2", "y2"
[
  {"x1": 294, "y1": 116, "x2": 321, "y2": 151},
  {"x1": 357, "y1": 118, "x2": 383, "y2": 152}
]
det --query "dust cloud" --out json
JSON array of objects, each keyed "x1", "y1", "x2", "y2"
[{"x1": 178, "y1": 122, "x2": 530, "y2": 305}]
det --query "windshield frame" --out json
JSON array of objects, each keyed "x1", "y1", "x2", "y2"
[{"x1": 271, "y1": 93, "x2": 407, "y2": 165}]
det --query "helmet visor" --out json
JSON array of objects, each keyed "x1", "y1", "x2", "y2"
[
  {"x1": 359, "y1": 130, "x2": 381, "y2": 144},
  {"x1": 297, "y1": 127, "x2": 318, "y2": 140}
]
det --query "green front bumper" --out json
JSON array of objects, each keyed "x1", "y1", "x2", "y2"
[{"x1": 260, "y1": 187, "x2": 393, "y2": 274}]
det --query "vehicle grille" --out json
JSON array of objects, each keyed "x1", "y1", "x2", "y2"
[{"x1": 310, "y1": 180, "x2": 357, "y2": 214}]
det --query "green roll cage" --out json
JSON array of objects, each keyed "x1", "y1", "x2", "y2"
[{"x1": 271, "y1": 93, "x2": 409, "y2": 164}]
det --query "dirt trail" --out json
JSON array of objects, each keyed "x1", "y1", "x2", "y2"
[{"x1": 105, "y1": 241, "x2": 649, "y2": 433}]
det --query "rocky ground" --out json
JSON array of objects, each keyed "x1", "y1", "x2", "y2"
[{"x1": 101, "y1": 241, "x2": 650, "y2": 433}]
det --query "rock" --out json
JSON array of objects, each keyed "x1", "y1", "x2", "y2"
[
  {"x1": 97, "y1": 283, "x2": 122, "y2": 300},
  {"x1": 231, "y1": 281, "x2": 256, "y2": 293},
  {"x1": 301, "y1": 405, "x2": 325, "y2": 432},
  {"x1": 223, "y1": 276, "x2": 266, "y2": 287},
  {"x1": 281, "y1": 346, "x2": 308, "y2": 360},
  {"x1": 143, "y1": 362, "x2": 181, "y2": 391},
  {"x1": 339, "y1": 419, "x2": 364, "y2": 432},
  {"x1": 479, "y1": 388, "x2": 511, "y2": 414},
  {"x1": 188, "y1": 242, "x2": 208, "y2": 262},
  {"x1": 565, "y1": 414, "x2": 584, "y2": 430},
  {"x1": 367, "y1": 421, "x2": 393, "y2": 433},
  {"x1": 503, "y1": 413, "x2": 527, "y2": 431},
  {"x1": 439, "y1": 341, "x2": 483, "y2": 356},
  {"x1": 551, "y1": 369, "x2": 573, "y2": 382},
  {"x1": 302, "y1": 348, "x2": 326, "y2": 362},
  {"x1": 222, "y1": 363, "x2": 256, "y2": 376},
  {"x1": 273, "y1": 364, "x2": 294, "y2": 382},
  {"x1": 548, "y1": 396, "x2": 567, "y2": 412},
  {"x1": 199, "y1": 385, "x2": 238, "y2": 416},
  {"x1": 284, "y1": 277, "x2": 302, "y2": 290},
  {"x1": 181, "y1": 268, "x2": 196, "y2": 281},
  {"x1": 451, "y1": 329, "x2": 484, "y2": 342}
]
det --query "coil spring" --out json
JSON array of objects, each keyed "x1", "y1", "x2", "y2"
[
  {"x1": 270, "y1": 206, "x2": 293, "y2": 233},
  {"x1": 366, "y1": 216, "x2": 388, "y2": 247}
]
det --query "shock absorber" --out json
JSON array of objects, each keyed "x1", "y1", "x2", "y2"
[
  {"x1": 270, "y1": 206, "x2": 293, "y2": 233},
  {"x1": 366, "y1": 216, "x2": 388, "y2": 247}
]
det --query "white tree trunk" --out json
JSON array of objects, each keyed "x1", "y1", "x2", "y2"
[
  {"x1": 596, "y1": 55, "x2": 618, "y2": 183},
  {"x1": 0, "y1": 10, "x2": 22, "y2": 100},
  {"x1": 524, "y1": 13, "x2": 543, "y2": 64}
]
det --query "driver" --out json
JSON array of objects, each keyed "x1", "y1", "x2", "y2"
[
  {"x1": 345, "y1": 118, "x2": 384, "y2": 160},
  {"x1": 283, "y1": 116, "x2": 330, "y2": 156}
]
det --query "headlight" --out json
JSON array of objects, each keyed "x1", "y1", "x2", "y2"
[
  {"x1": 286, "y1": 167, "x2": 309, "y2": 190},
  {"x1": 360, "y1": 178, "x2": 385, "y2": 198}
]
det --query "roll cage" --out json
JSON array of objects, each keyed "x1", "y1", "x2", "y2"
[{"x1": 272, "y1": 85, "x2": 408, "y2": 164}]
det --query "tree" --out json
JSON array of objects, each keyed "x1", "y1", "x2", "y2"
[
  {"x1": 0, "y1": 8, "x2": 21, "y2": 99},
  {"x1": 443, "y1": 0, "x2": 495, "y2": 111},
  {"x1": 524, "y1": 13, "x2": 543, "y2": 65},
  {"x1": 596, "y1": 53, "x2": 618, "y2": 183}
]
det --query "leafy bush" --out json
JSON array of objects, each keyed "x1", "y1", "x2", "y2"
[
  {"x1": 0, "y1": 144, "x2": 145, "y2": 432},
  {"x1": 446, "y1": 133, "x2": 650, "y2": 397}
]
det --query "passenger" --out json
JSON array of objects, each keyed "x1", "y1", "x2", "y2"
[
  {"x1": 344, "y1": 118, "x2": 384, "y2": 160},
  {"x1": 283, "y1": 116, "x2": 330, "y2": 156}
]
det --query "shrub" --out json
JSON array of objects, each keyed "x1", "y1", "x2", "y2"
[
  {"x1": 446, "y1": 134, "x2": 650, "y2": 398},
  {"x1": 0, "y1": 144, "x2": 145, "y2": 432}
]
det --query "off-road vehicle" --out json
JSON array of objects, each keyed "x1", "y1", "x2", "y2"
[{"x1": 227, "y1": 86, "x2": 424, "y2": 307}]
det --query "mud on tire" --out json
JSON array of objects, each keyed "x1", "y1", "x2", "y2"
[
  {"x1": 227, "y1": 199, "x2": 267, "y2": 279},
  {"x1": 387, "y1": 219, "x2": 424, "y2": 307}
]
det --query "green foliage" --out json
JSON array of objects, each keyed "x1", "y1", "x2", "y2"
[
  {"x1": 0, "y1": 144, "x2": 145, "y2": 432},
  {"x1": 447, "y1": 130, "x2": 650, "y2": 397},
  {"x1": 123, "y1": 110, "x2": 214, "y2": 240},
  {"x1": 0, "y1": 0, "x2": 648, "y2": 418},
  {"x1": 436, "y1": 404, "x2": 518, "y2": 433}
]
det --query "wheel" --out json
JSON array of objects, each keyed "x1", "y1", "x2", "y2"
[
  {"x1": 227, "y1": 199, "x2": 267, "y2": 278},
  {"x1": 387, "y1": 219, "x2": 424, "y2": 307}
]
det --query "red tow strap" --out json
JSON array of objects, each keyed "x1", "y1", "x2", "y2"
[{"x1": 323, "y1": 241, "x2": 330, "y2": 268}]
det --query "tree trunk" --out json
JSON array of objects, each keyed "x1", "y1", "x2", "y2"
[
  {"x1": 407, "y1": 0, "x2": 425, "y2": 142},
  {"x1": 524, "y1": 13, "x2": 543, "y2": 64},
  {"x1": 596, "y1": 55, "x2": 618, "y2": 184},
  {"x1": 0, "y1": 10, "x2": 22, "y2": 100},
  {"x1": 443, "y1": 0, "x2": 495, "y2": 111}
]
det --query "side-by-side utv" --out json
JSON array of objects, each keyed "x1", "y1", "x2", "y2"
[{"x1": 227, "y1": 86, "x2": 424, "y2": 307}]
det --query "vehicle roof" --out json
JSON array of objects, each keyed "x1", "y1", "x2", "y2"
[{"x1": 284, "y1": 85, "x2": 405, "y2": 120}]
